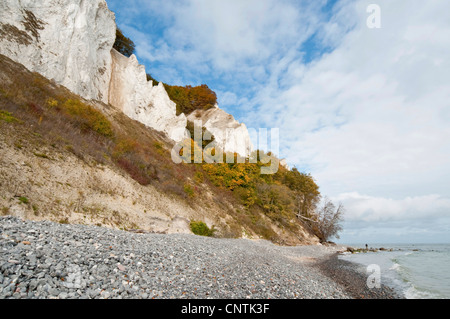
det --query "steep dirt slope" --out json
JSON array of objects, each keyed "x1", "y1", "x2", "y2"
[{"x1": 0, "y1": 54, "x2": 319, "y2": 245}]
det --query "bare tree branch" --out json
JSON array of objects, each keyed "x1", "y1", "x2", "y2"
[{"x1": 296, "y1": 214, "x2": 318, "y2": 223}]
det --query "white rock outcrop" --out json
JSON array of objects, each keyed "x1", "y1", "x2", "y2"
[
  {"x1": 109, "y1": 49, "x2": 187, "y2": 142},
  {"x1": 187, "y1": 108, "x2": 254, "y2": 157},
  {"x1": 279, "y1": 159, "x2": 290, "y2": 170},
  {"x1": 0, "y1": 0, "x2": 187, "y2": 142},
  {"x1": 0, "y1": 0, "x2": 116, "y2": 103},
  {"x1": 0, "y1": 0, "x2": 254, "y2": 147}
]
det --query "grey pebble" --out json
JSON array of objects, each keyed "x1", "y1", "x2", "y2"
[{"x1": 0, "y1": 216, "x2": 397, "y2": 299}]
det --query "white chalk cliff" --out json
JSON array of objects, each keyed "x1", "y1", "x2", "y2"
[
  {"x1": 0, "y1": 0, "x2": 186, "y2": 142},
  {"x1": 109, "y1": 49, "x2": 186, "y2": 142},
  {"x1": 187, "y1": 108, "x2": 253, "y2": 157},
  {"x1": 0, "y1": 0, "x2": 252, "y2": 154},
  {"x1": 0, "y1": 0, "x2": 116, "y2": 104}
]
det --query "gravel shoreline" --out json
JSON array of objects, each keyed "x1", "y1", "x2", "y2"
[
  {"x1": 317, "y1": 253, "x2": 405, "y2": 299},
  {"x1": 0, "y1": 216, "x2": 401, "y2": 299}
]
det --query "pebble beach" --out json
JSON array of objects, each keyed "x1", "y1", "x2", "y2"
[{"x1": 0, "y1": 216, "x2": 402, "y2": 299}]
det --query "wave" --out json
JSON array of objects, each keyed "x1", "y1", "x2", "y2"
[
  {"x1": 404, "y1": 284, "x2": 441, "y2": 299},
  {"x1": 388, "y1": 247, "x2": 450, "y2": 299},
  {"x1": 339, "y1": 244, "x2": 450, "y2": 298},
  {"x1": 389, "y1": 262, "x2": 401, "y2": 271}
]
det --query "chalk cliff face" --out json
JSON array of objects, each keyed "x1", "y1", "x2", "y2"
[
  {"x1": 187, "y1": 108, "x2": 254, "y2": 157},
  {"x1": 0, "y1": 0, "x2": 187, "y2": 142},
  {"x1": 109, "y1": 49, "x2": 187, "y2": 142},
  {"x1": 0, "y1": 0, "x2": 116, "y2": 103},
  {"x1": 0, "y1": 0, "x2": 252, "y2": 151}
]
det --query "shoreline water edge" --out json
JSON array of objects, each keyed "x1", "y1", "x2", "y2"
[
  {"x1": 317, "y1": 252, "x2": 404, "y2": 299},
  {"x1": 336, "y1": 243, "x2": 450, "y2": 299}
]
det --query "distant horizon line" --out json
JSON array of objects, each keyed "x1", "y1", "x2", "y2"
[{"x1": 337, "y1": 242, "x2": 450, "y2": 246}]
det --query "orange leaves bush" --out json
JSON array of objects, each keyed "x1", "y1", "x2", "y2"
[{"x1": 165, "y1": 84, "x2": 217, "y2": 115}]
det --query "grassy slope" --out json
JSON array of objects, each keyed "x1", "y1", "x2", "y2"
[{"x1": 0, "y1": 54, "x2": 318, "y2": 245}]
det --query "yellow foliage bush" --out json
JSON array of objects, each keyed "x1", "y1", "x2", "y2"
[
  {"x1": 113, "y1": 137, "x2": 139, "y2": 157},
  {"x1": 62, "y1": 99, "x2": 113, "y2": 138},
  {"x1": 46, "y1": 97, "x2": 58, "y2": 108}
]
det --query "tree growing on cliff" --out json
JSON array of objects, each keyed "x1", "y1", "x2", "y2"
[
  {"x1": 164, "y1": 84, "x2": 217, "y2": 115},
  {"x1": 311, "y1": 197, "x2": 344, "y2": 242},
  {"x1": 283, "y1": 168, "x2": 321, "y2": 218},
  {"x1": 146, "y1": 73, "x2": 159, "y2": 85},
  {"x1": 113, "y1": 28, "x2": 135, "y2": 57}
]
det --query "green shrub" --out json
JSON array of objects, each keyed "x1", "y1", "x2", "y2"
[
  {"x1": 184, "y1": 183, "x2": 195, "y2": 197},
  {"x1": 59, "y1": 218, "x2": 69, "y2": 224},
  {"x1": 62, "y1": 99, "x2": 113, "y2": 138},
  {"x1": 18, "y1": 196, "x2": 29, "y2": 204},
  {"x1": 186, "y1": 120, "x2": 215, "y2": 150},
  {"x1": 153, "y1": 142, "x2": 165, "y2": 155},
  {"x1": 113, "y1": 28, "x2": 135, "y2": 57},
  {"x1": 146, "y1": 74, "x2": 159, "y2": 85},
  {"x1": 190, "y1": 221, "x2": 215, "y2": 237},
  {"x1": 1, "y1": 207, "x2": 10, "y2": 216},
  {"x1": 165, "y1": 84, "x2": 217, "y2": 115},
  {"x1": 33, "y1": 152, "x2": 50, "y2": 159},
  {"x1": 113, "y1": 137, "x2": 139, "y2": 157},
  {"x1": 0, "y1": 110, "x2": 20, "y2": 123},
  {"x1": 194, "y1": 171, "x2": 204, "y2": 184},
  {"x1": 46, "y1": 97, "x2": 58, "y2": 108}
]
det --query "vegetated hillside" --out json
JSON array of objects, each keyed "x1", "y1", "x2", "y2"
[
  {"x1": 146, "y1": 74, "x2": 217, "y2": 116},
  {"x1": 0, "y1": 53, "x2": 321, "y2": 245}
]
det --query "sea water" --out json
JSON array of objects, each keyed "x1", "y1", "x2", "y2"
[{"x1": 339, "y1": 244, "x2": 450, "y2": 299}]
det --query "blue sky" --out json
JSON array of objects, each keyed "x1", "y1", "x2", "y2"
[{"x1": 106, "y1": 0, "x2": 450, "y2": 244}]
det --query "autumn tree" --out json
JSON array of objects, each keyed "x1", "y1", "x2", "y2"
[
  {"x1": 256, "y1": 183, "x2": 294, "y2": 223},
  {"x1": 186, "y1": 120, "x2": 215, "y2": 150},
  {"x1": 146, "y1": 74, "x2": 159, "y2": 85},
  {"x1": 113, "y1": 28, "x2": 135, "y2": 57},
  {"x1": 165, "y1": 84, "x2": 217, "y2": 115},
  {"x1": 189, "y1": 84, "x2": 217, "y2": 111},
  {"x1": 283, "y1": 168, "x2": 321, "y2": 219},
  {"x1": 313, "y1": 197, "x2": 344, "y2": 242},
  {"x1": 164, "y1": 85, "x2": 190, "y2": 115}
]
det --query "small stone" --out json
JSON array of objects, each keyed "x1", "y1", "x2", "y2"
[
  {"x1": 101, "y1": 290, "x2": 111, "y2": 299},
  {"x1": 117, "y1": 264, "x2": 126, "y2": 271},
  {"x1": 49, "y1": 288, "x2": 60, "y2": 296},
  {"x1": 88, "y1": 289, "x2": 100, "y2": 298},
  {"x1": 58, "y1": 291, "x2": 68, "y2": 299},
  {"x1": 65, "y1": 282, "x2": 74, "y2": 289}
]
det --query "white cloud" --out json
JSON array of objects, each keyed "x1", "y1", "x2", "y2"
[
  {"x1": 164, "y1": 0, "x2": 321, "y2": 70},
  {"x1": 237, "y1": 0, "x2": 450, "y2": 242},
  {"x1": 333, "y1": 192, "x2": 450, "y2": 222},
  {"x1": 107, "y1": 0, "x2": 450, "y2": 242},
  {"x1": 216, "y1": 91, "x2": 237, "y2": 107},
  {"x1": 109, "y1": 0, "x2": 329, "y2": 85},
  {"x1": 247, "y1": 0, "x2": 450, "y2": 201}
]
